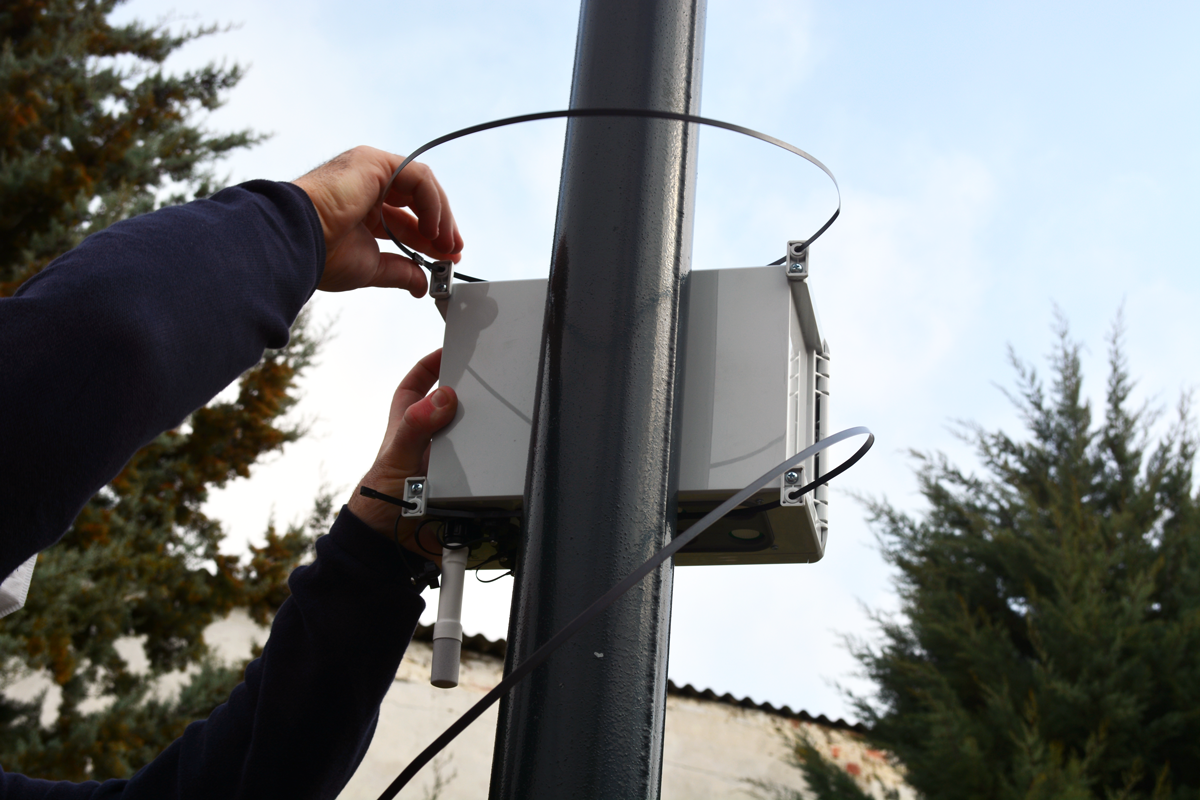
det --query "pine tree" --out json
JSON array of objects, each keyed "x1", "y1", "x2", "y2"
[
  {"x1": 1, "y1": 0, "x2": 327, "y2": 781},
  {"x1": 1, "y1": 0, "x2": 261, "y2": 295},
  {"x1": 0, "y1": 316, "x2": 331, "y2": 780},
  {"x1": 851, "y1": 318, "x2": 1200, "y2": 799}
]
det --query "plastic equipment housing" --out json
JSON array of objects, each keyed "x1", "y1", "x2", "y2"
[{"x1": 429, "y1": 265, "x2": 831, "y2": 566}]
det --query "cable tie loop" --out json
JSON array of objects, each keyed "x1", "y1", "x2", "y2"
[{"x1": 379, "y1": 107, "x2": 841, "y2": 282}]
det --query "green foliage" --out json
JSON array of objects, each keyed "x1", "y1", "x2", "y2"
[
  {"x1": 1, "y1": 657, "x2": 247, "y2": 782},
  {"x1": 851, "y1": 318, "x2": 1200, "y2": 800},
  {"x1": 0, "y1": 318, "x2": 332, "y2": 781},
  {"x1": 0, "y1": 0, "x2": 326, "y2": 783},
  {"x1": 746, "y1": 727, "x2": 895, "y2": 800},
  {"x1": 0, "y1": 0, "x2": 263, "y2": 294},
  {"x1": 787, "y1": 737, "x2": 878, "y2": 800}
]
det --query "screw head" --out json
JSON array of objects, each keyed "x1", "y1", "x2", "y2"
[
  {"x1": 434, "y1": 283, "x2": 448, "y2": 294},
  {"x1": 784, "y1": 470, "x2": 800, "y2": 484},
  {"x1": 409, "y1": 481, "x2": 424, "y2": 496},
  {"x1": 788, "y1": 262, "x2": 803, "y2": 274}
]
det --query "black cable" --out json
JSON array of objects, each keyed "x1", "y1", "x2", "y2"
[
  {"x1": 471, "y1": 546, "x2": 518, "y2": 581},
  {"x1": 468, "y1": 551, "x2": 503, "y2": 571},
  {"x1": 413, "y1": 520, "x2": 445, "y2": 559},
  {"x1": 375, "y1": 426, "x2": 872, "y2": 799},
  {"x1": 360, "y1": 486, "x2": 417, "y2": 510},
  {"x1": 380, "y1": 108, "x2": 841, "y2": 281},
  {"x1": 698, "y1": 437, "x2": 874, "y2": 518},
  {"x1": 476, "y1": 568, "x2": 513, "y2": 584},
  {"x1": 361, "y1": 487, "x2": 516, "y2": 555}
]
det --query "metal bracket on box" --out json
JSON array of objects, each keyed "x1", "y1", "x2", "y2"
[
  {"x1": 430, "y1": 261, "x2": 454, "y2": 321},
  {"x1": 785, "y1": 240, "x2": 808, "y2": 282},
  {"x1": 402, "y1": 476, "x2": 427, "y2": 518},
  {"x1": 780, "y1": 466, "x2": 804, "y2": 506}
]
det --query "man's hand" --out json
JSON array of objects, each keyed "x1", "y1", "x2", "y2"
[
  {"x1": 347, "y1": 350, "x2": 457, "y2": 560},
  {"x1": 293, "y1": 146, "x2": 465, "y2": 295}
]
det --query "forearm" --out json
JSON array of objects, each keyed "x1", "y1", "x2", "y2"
[
  {"x1": 0, "y1": 182, "x2": 325, "y2": 578},
  {"x1": 0, "y1": 509, "x2": 424, "y2": 800},
  {"x1": 122, "y1": 509, "x2": 424, "y2": 799}
]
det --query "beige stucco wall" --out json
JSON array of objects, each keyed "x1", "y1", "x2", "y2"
[
  {"x1": 5, "y1": 611, "x2": 911, "y2": 799},
  {"x1": 342, "y1": 640, "x2": 912, "y2": 800}
]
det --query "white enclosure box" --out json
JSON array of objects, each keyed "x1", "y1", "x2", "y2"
[{"x1": 428, "y1": 265, "x2": 831, "y2": 567}]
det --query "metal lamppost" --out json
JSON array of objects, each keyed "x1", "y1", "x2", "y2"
[{"x1": 488, "y1": 0, "x2": 707, "y2": 796}]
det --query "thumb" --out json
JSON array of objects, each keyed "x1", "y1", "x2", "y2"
[{"x1": 380, "y1": 387, "x2": 458, "y2": 475}]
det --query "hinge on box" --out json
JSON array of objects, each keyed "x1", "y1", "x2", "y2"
[{"x1": 785, "y1": 240, "x2": 808, "y2": 282}]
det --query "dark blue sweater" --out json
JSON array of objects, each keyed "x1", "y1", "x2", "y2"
[{"x1": 0, "y1": 182, "x2": 425, "y2": 798}]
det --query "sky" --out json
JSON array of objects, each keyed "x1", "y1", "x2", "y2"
[{"x1": 111, "y1": 0, "x2": 1200, "y2": 723}]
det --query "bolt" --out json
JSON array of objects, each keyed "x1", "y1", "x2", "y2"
[
  {"x1": 434, "y1": 283, "x2": 448, "y2": 294},
  {"x1": 784, "y1": 470, "x2": 800, "y2": 484},
  {"x1": 409, "y1": 481, "x2": 424, "y2": 496},
  {"x1": 788, "y1": 262, "x2": 803, "y2": 274}
]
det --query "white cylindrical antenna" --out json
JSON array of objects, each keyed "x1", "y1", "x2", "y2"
[{"x1": 430, "y1": 545, "x2": 468, "y2": 688}]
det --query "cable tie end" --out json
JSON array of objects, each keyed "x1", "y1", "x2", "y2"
[{"x1": 360, "y1": 485, "x2": 418, "y2": 511}]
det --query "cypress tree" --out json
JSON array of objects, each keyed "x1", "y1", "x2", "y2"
[
  {"x1": 852, "y1": 319, "x2": 1200, "y2": 799},
  {"x1": 1, "y1": 0, "x2": 326, "y2": 780},
  {"x1": 747, "y1": 729, "x2": 882, "y2": 800}
]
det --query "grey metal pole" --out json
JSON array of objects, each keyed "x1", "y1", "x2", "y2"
[{"x1": 488, "y1": 1, "x2": 706, "y2": 798}]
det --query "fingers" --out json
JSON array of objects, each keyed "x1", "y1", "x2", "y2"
[
  {"x1": 375, "y1": 253, "x2": 429, "y2": 297},
  {"x1": 294, "y1": 145, "x2": 464, "y2": 258},
  {"x1": 374, "y1": 206, "x2": 463, "y2": 264},
  {"x1": 348, "y1": 351, "x2": 456, "y2": 541},
  {"x1": 381, "y1": 159, "x2": 463, "y2": 259},
  {"x1": 389, "y1": 350, "x2": 444, "y2": 427},
  {"x1": 315, "y1": 222, "x2": 430, "y2": 295},
  {"x1": 408, "y1": 169, "x2": 443, "y2": 243},
  {"x1": 379, "y1": 351, "x2": 456, "y2": 475},
  {"x1": 388, "y1": 386, "x2": 457, "y2": 475},
  {"x1": 299, "y1": 146, "x2": 464, "y2": 295}
]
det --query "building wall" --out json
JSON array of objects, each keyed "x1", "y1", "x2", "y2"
[
  {"x1": 4, "y1": 611, "x2": 911, "y2": 799},
  {"x1": 342, "y1": 640, "x2": 912, "y2": 800}
]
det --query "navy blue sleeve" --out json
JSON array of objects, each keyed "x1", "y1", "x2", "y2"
[
  {"x1": 0, "y1": 181, "x2": 325, "y2": 580},
  {"x1": 0, "y1": 508, "x2": 427, "y2": 799}
]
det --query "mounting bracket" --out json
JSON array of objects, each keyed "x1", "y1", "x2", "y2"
[
  {"x1": 430, "y1": 261, "x2": 454, "y2": 321},
  {"x1": 401, "y1": 476, "x2": 427, "y2": 518},
  {"x1": 785, "y1": 239, "x2": 809, "y2": 282}
]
